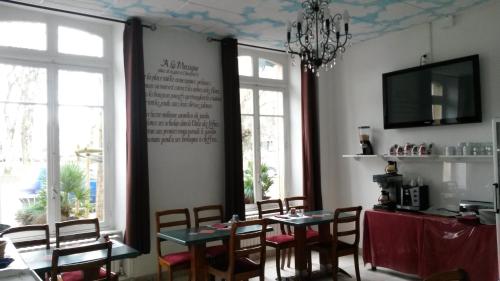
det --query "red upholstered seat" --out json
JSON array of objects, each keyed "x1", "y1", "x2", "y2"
[
  {"x1": 160, "y1": 251, "x2": 191, "y2": 266},
  {"x1": 306, "y1": 229, "x2": 319, "y2": 239},
  {"x1": 206, "y1": 244, "x2": 227, "y2": 258},
  {"x1": 266, "y1": 234, "x2": 294, "y2": 245},
  {"x1": 210, "y1": 257, "x2": 260, "y2": 274},
  {"x1": 59, "y1": 268, "x2": 117, "y2": 281}
]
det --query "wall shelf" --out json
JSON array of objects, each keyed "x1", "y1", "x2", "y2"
[{"x1": 342, "y1": 154, "x2": 493, "y2": 162}]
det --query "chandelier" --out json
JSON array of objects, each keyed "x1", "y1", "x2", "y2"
[{"x1": 285, "y1": 0, "x2": 352, "y2": 76}]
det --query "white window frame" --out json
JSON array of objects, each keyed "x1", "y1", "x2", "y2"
[
  {"x1": 238, "y1": 47, "x2": 290, "y2": 213},
  {"x1": 0, "y1": 6, "x2": 115, "y2": 232}
]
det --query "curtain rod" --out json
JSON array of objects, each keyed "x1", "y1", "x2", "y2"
[
  {"x1": 207, "y1": 37, "x2": 286, "y2": 53},
  {"x1": 0, "y1": 0, "x2": 156, "y2": 30}
]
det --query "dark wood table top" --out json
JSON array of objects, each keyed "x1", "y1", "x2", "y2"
[
  {"x1": 19, "y1": 239, "x2": 140, "y2": 274},
  {"x1": 157, "y1": 224, "x2": 273, "y2": 245}
]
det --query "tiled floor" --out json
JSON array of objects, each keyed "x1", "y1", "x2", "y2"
[{"x1": 260, "y1": 252, "x2": 420, "y2": 281}]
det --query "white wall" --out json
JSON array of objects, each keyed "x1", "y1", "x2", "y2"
[
  {"x1": 318, "y1": 0, "x2": 500, "y2": 216},
  {"x1": 125, "y1": 26, "x2": 225, "y2": 278}
]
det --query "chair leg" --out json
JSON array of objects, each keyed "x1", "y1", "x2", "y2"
[
  {"x1": 275, "y1": 248, "x2": 282, "y2": 281},
  {"x1": 280, "y1": 248, "x2": 286, "y2": 269},
  {"x1": 332, "y1": 254, "x2": 338, "y2": 281},
  {"x1": 157, "y1": 264, "x2": 162, "y2": 281},
  {"x1": 307, "y1": 249, "x2": 312, "y2": 278},
  {"x1": 168, "y1": 269, "x2": 173, "y2": 281},
  {"x1": 353, "y1": 252, "x2": 361, "y2": 281},
  {"x1": 287, "y1": 247, "x2": 292, "y2": 268}
]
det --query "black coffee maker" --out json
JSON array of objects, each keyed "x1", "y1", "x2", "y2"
[{"x1": 372, "y1": 173, "x2": 402, "y2": 210}]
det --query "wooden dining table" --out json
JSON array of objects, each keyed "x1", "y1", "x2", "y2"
[
  {"x1": 19, "y1": 239, "x2": 140, "y2": 276},
  {"x1": 267, "y1": 210, "x2": 347, "y2": 280},
  {"x1": 157, "y1": 223, "x2": 272, "y2": 281}
]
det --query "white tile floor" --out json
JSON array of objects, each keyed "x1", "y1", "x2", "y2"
[{"x1": 260, "y1": 252, "x2": 420, "y2": 281}]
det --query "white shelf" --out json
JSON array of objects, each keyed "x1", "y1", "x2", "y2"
[{"x1": 342, "y1": 154, "x2": 493, "y2": 162}]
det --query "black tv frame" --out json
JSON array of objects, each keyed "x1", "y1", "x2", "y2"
[{"x1": 382, "y1": 54, "x2": 482, "y2": 129}]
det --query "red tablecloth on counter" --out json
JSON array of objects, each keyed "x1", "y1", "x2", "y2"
[{"x1": 363, "y1": 210, "x2": 498, "y2": 281}]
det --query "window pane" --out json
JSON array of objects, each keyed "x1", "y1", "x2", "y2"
[
  {"x1": 0, "y1": 21, "x2": 46, "y2": 51},
  {"x1": 260, "y1": 117, "x2": 284, "y2": 200},
  {"x1": 0, "y1": 104, "x2": 47, "y2": 226},
  {"x1": 238, "y1": 56, "x2": 253, "y2": 77},
  {"x1": 58, "y1": 26, "x2": 103, "y2": 57},
  {"x1": 259, "y1": 90, "x2": 283, "y2": 116},
  {"x1": 242, "y1": 116, "x2": 255, "y2": 204},
  {"x1": 58, "y1": 70, "x2": 103, "y2": 106},
  {"x1": 0, "y1": 64, "x2": 47, "y2": 103},
  {"x1": 240, "y1": 88, "x2": 253, "y2": 115},
  {"x1": 59, "y1": 107, "x2": 104, "y2": 221},
  {"x1": 259, "y1": 58, "x2": 283, "y2": 80}
]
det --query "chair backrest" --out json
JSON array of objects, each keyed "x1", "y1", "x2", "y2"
[
  {"x1": 0, "y1": 224, "x2": 50, "y2": 249},
  {"x1": 284, "y1": 196, "x2": 309, "y2": 212},
  {"x1": 424, "y1": 269, "x2": 470, "y2": 281},
  {"x1": 332, "y1": 206, "x2": 362, "y2": 249},
  {"x1": 227, "y1": 219, "x2": 267, "y2": 274},
  {"x1": 55, "y1": 218, "x2": 100, "y2": 248},
  {"x1": 50, "y1": 241, "x2": 112, "y2": 281},
  {"x1": 155, "y1": 208, "x2": 191, "y2": 256},
  {"x1": 257, "y1": 199, "x2": 286, "y2": 234},
  {"x1": 193, "y1": 205, "x2": 224, "y2": 228}
]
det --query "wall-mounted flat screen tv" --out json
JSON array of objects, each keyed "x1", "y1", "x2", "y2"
[{"x1": 382, "y1": 55, "x2": 481, "y2": 129}]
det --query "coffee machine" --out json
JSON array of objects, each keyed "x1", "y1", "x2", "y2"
[{"x1": 372, "y1": 173, "x2": 402, "y2": 210}]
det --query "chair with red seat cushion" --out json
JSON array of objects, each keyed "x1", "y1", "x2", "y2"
[
  {"x1": 257, "y1": 199, "x2": 295, "y2": 281},
  {"x1": 156, "y1": 208, "x2": 192, "y2": 281},
  {"x1": 206, "y1": 219, "x2": 267, "y2": 281},
  {"x1": 306, "y1": 206, "x2": 362, "y2": 281},
  {"x1": 48, "y1": 241, "x2": 116, "y2": 281},
  {"x1": 193, "y1": 205, "x2": 227, "y2": 259}
]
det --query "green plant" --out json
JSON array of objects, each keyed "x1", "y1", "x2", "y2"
[
  {"x1": 243, "y1": 162, "x2": 254, "y2": 204},
  {"x1": 260, "y1": 163, "x2": 274, "y2": 197},
  {"x1": 16, "y1": 162, "x2": 91, "y2": 225},
  {"x1": 242, "y1": 162, "x2": 275, "y2": 203}
]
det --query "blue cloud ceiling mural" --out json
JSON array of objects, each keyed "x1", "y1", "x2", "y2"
[{"x1": 6, "y1": 0, "x2": 492, "y2": 48}]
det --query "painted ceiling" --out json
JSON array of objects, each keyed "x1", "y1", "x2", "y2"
[{"x1": 4, "y1": 0, "x2": 492, "y2": 48}]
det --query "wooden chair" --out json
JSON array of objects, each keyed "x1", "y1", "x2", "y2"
[
  {"x1": 424, "y1": 269, "x2": 470, "y2": 281},
  {"x1": 0, "y1": 224, "x2": 50, "y2": 249},
  {"x1": 307, "y1": 206, "x2": 362, "y2": 281},
  {"x1": 206, "y1": 219, "x2": 267, "y2": 281},
  {"x1": 48, "y1": 241, "x2": 113, "y2": 281},
  {"x1": 156, "y1": 208, "x2": 191, "y2": 281},
  {"x1": 55, "y1": 218, "x2": 100, "y2": 248},
  {"x1": 284, "y1": 196, "x2": 320, "y2": 268},
  {"x1": 193, "y1": 204, "x2": 226, "y2": 258},
  {"x1": 257, "y1": 199, "x2": 295, "y2": 281}
]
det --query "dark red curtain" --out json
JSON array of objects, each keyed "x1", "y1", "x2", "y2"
[
  {"x1": 123, "y1": 18, "x2": 150, "y2": 254},
  {"x1": 221, "y1": 38, "x2": 245, "y2": 221},
  {"x1": 301, "y1": 64, "x2": 323, "y2": 211}
]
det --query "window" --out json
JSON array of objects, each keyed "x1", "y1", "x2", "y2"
[
  {"x1": 238, "y1": 49, "x2": 288, "y2": 208},
  {"x1": 0, "y1": 11, "x2": 113, "y2": 229}
]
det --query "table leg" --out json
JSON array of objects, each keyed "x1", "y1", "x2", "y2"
[
  {"x1": 293, "y1": 225, "x2": 307, "y2": 280},
  {"x1": 318, "y1": 223, "x2": 331, "y2": 272},
  {"x1": 189, "y1": 244, "x2": 207, "y2": 281}
]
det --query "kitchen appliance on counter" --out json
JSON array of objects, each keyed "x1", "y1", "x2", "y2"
[
  {"x1": 373, "y1": 173, "x2": 402, "y2": 210},
  {"x1": 358, "y1": 126, "x2": 374, "y2": 155},
  {"x1": 398, "y1": 185, "x2": 429, "y2": 211},
  {"x1": 459, "y1": 200, "x2": 494, "y2": 214}
]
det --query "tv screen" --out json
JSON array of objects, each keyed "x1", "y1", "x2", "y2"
[{"x1": 382, "y1": 55, "x2": 481, "y2": 129}]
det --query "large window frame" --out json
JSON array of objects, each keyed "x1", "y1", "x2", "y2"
[
  {"x1": 0, "y1": 6, "x2": 115, "y2": 232},
  {"x1": 238, "y1": 47, "x2": 290, "y2": 212}
]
